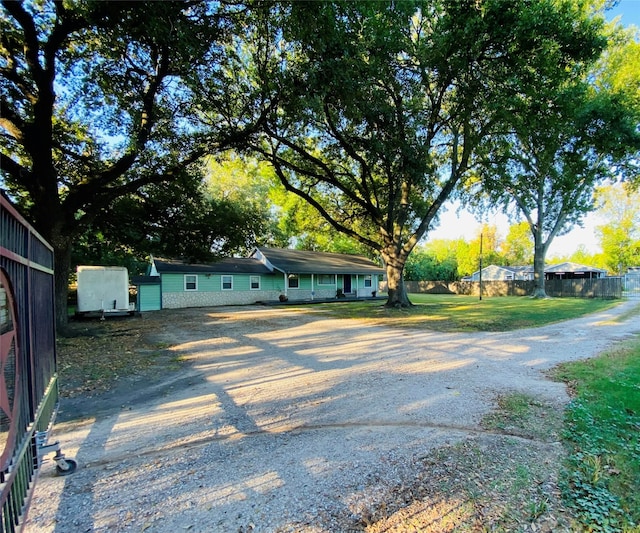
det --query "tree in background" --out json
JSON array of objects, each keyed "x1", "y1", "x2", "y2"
[
  {"x1": 73, "y1": 173, "x2": 268, "y2": 269},
  {"x1": 470, "y1": 224, "x2": 506, "y2": 270},
  {"x1": 268, "y1": 181, "x2": 373, "y2": 257},
  {"x1": 245, "y1": 0, "x2": 604, "y2": 307},
  {"x1": 501, "y1": 222, "x2": 534, "y2": 265},
  {"x1": 468, "y1": 20, "x2": 640, "y2": 297},
  {"x1": 204, "y1": 153, "x2": 290, "y2": 250},
  {"x1": 595, "y1": 183, "x2": 640, "y2": 274},
  {"x1": 424, "y1": 239, "x2": 462, "y2": 280},
  {"x1": 593, "y1": 23, "x2": 640, "y2": 185},
  {"x1": 0, "y1": 1, "x2": 261, "y2": 329},
  {"x1": 405, "y1": 242, "x2": 459, "y2": 281},
  {"x1": 407, "y1": 223, "x2": 531, "y2": 281}
]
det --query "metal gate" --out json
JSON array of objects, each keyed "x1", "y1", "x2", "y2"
[
  {"x1": 624, "y1": 274, "x2": 640, "y2": 299},
  {"x1": 1, "y1": 193, "x2": 75, "y2": 532}
]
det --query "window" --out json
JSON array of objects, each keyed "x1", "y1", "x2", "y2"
[
  {"x1": 288, "y1": 274, "x2": 299, "y2": 288},
  {"x1": 221, "y1": 275, "x2": 233, "y2": 290},
  {"x1": 318, "y1": 274, "x2": 335, "y2": 285},
  {"x1": 184, "y1": 275, "x2": 197, "y2": 291},
  {"x1": 250, "y1": 276, "x2": 260, "y2": 290},
  {"x1": 364, "y1": 275, "x2": 372, "y2": 288}
]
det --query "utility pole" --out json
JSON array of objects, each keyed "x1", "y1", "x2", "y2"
[{"x1": 479, "y1": 232, "x2": 483, "y2": 301}]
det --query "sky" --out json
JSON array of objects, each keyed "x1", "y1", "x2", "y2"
[
  {"x1": 428, "y1": 0, "x2": 640, "y2": 258},
  {"x1": 607, "y1": 0, "x2": 640, "y2": 27}
]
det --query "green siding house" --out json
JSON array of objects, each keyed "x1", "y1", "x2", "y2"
[{"x1": 134, "y1": 247, "x2": 385, "y2": 311}]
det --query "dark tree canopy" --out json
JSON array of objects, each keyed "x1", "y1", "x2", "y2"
[
  {"x1": 72, "y1": 169, "x2": 269, "y2": 273},
  {"x1": 1, "y1": 0, "x2": 629, "y2": 325},
  {"x1": 0, "y1": 0, "x2": 263, "y2": 328},
  {"x1": 241, "y1": 0, "x2": 609, "y2": 306}
]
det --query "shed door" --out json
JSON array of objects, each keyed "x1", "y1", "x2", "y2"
[{"x1": 138, "y1": 284, "x2": 161, "y2": 311}]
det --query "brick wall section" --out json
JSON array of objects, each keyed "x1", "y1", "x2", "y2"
[
  {"x1": 161, "y1": 287, "x2": 374, "y2": 309},
  {"x1": 162, "y1": 290, "x2": 277, "y2": 308}
]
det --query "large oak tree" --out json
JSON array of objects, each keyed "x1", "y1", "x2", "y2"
[
  {"x1": 0, "y1": 0, "x2": 260, "y2": 329},
  {"x1": 244, "y1": 0, "x2": 609, "y2": 306}
]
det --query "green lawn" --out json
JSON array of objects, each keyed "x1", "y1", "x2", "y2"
[
  {"x1": 551, "y1": 337, "x2": 640, "y2": 532},
  {"x1": 294, "y1": 294, "x2": 620, "y2": 332}
]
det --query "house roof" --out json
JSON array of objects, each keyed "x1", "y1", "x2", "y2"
[
  {"x1": 507, "y1": 266, "x2": 534, "y2": 274},
  {"x1": 470, "y1": 265, "x2": 532, "y2": 277},
  {"x1": 254, "y1": 247, "x2": 384, "y2": 275},
  {"x1": 153, "y1": 258, "x2": 272, "y2": 275},
  {"x1": 481, "y1": 265, "x2": 532, "y2": 274},
  {"x1": 132, "y1": 275, "x2": 160, "y2": 285},
  {"x1": 150, "y1": 248, "x2": 384, "y2": 277},
  {"x1": 545, "y1": 262, "x2": 606, "y2": 274}
]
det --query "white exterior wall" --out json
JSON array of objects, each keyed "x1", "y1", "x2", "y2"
[{"x1": 77, "y1": 266, "x2": 130, "y2": 312}]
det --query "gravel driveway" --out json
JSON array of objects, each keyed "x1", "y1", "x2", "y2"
[{"x1": 25, "y1": 300, "x2": 639, "y2": 532}]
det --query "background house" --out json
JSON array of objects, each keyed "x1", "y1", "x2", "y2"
[
  {"x1": 544, "y1": 262, "x2": 607, "y2": 280},
  {"x1": 469, "y1": 262, "x2": 605, "y2": 282},
  {"x1": 467, "y1": 265, "x2": 533, "y2": 282},
  {"x1": 133, "y1": 247, "x2": 385, "y2": 311}
]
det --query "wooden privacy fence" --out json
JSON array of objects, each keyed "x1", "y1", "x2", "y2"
[
  {"x1": 1, "y1": 194, "x2": 76, "y2": 533},
  {"x1": 401, "y1": 278, "x2": 623, "y2": 299}
]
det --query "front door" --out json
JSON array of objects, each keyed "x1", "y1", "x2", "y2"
[{"x1": 343, "y1": 275, "x2": 352, "y2": 294}]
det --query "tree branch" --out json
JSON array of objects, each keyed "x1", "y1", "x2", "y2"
[
  {"x1": 0, "y1": 43, "x2": 37, "y2": 104},
  {"x1": 261, "y1": 123, "x2": 371, "y2": 211},
  {"x1": 0, "y1": 100, "x2": 25, "y2": 142},
  {"x1": 270, "y1": 159, "x2": 381, "y2": 252},
  {"x1": 65, "y1": 145, "x2": 208, "y2": 227},
  {"x1": 0, "y1": 152, "x2": 32, "y2": 186},
  {"x1": 1, "y1": 1, "x2": 43, "y2": 83}
]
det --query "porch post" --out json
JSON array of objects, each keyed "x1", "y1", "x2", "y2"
[
  {"x1": 311, "y1": 274, "x2": 315, "y2": 300},
  {"x1": 283, "y1": 272, "x2": 288, "y2": 297}
]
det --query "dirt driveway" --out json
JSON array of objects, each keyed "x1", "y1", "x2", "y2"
[{"x1": 25, "y1": 300, "x2": 639, "y2": 532}]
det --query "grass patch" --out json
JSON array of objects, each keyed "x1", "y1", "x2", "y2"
[
  {"x1": 362, "y1": 436, "x2": 571, "y2": 532},
  {"x1": 601, "y1": 301, "x2": 640, "y2": 325},
  {"x1": 550, "y1": 336, "x2": 640, "y2": 532},
  {"x1": 482, "y1": 392, "x2": 563, "y2": 442},
  {"x1": 294, "y1": 294, "x2": 619, "y2": 331}
]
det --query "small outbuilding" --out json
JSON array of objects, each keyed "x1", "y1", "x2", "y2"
[{"x1": 76, "y1": 265, "x2": 133, "y2": 316}]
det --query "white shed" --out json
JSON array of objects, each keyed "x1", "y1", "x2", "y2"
[{"x1": 76, "y1": 266, "x2": 133, "y2": 316}]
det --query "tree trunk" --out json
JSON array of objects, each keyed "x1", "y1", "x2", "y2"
[
  {"x1": 28, "y1": 187, "x2": 73, "y2": 333},
  {"x1": 531, "y1": 234, "x2": 548, "y2": 298},
  {"x1": 44, "y1": 226, "x2": 74, "y2": 334},
  {"x1": 384, "y1": 257, "x2": 413, "y2": 308}
]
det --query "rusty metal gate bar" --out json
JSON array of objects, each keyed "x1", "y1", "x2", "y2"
[{"x1": 1, "y1": 193, "x2": 75, "y2": 533}]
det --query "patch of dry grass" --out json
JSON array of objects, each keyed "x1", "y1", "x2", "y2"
[
  {"x1": 350, "y1": 396, "x2": 575, "y2": 533},
  {"x1": 56, "y1": 314, "x2": 179, "y2": 398}
]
